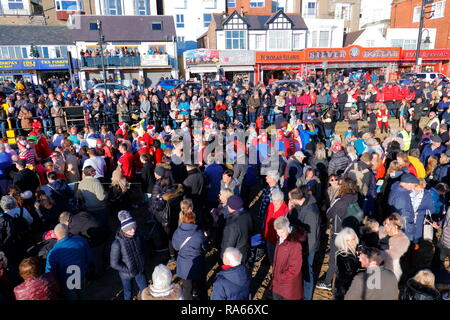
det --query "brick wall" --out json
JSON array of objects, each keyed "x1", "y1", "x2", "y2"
[
  {"x1": 390, "y1": 0, "x2": 450, "y2": 48},
  {"x1": 227, "y1": 0, "x2": 273, "y2": 15}
]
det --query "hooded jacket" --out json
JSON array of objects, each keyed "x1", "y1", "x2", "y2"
[
  {"x1": 327, "y1": 193, "x2": 359, "y2": 235},
  {"x1": 211, "y1": 264, "x2": 251, "y2": 300},
  {"x1": 172, "y1": 223, "x2": 207, "y2": 281},
  {"x1": 272, "y1": 229, "x2": 307, "y2": 300}
]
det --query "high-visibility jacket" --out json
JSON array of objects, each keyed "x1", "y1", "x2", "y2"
[
  {"x1": 408, "y1": 156, "x2": 426, "y2": 179},
  {"x1": 400, "y1": 130, "x2": 412, "y2": 151},
  {"x1": 427, "y1": 117, "x2": 440, "y2": 135}
]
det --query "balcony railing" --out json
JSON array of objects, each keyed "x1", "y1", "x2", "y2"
[{"x1": 80, "y1": 54, "x2": 170, "y2": 68}]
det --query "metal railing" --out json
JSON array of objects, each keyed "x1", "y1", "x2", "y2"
[{"x1": 80, "y1": 56, "x2": 141, "y2": 68}]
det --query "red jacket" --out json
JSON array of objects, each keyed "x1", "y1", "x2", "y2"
[
  {"x1": 263, "y1": 202, "x2": 289, "y2": 244},
  {"x1": 118, "y1": 151, "x2": 134, "y2": 180},
  {"x1": 272, "y1": 230, "x2": 306, "y2": 300},
  {"x1": 382, "y1": 86, "x2": 395, "y2": 102},
  {"x1": 14, "y1": 273, "x2": 60, "y2": 300},
  {"x1": 375, "y1": 88, "x2": 384, "y2": 102},
  {"x1": 143, "y1": 132, "x2": 154, "y2": 147},
  {"x1": 155, "y1": 148, "x2": 164, "y2": 164},
  {"x1": 392, "y1": 85, "x2": 402, "y2": 101}
]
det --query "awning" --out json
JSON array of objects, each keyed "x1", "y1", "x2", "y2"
[
  {"x1": 187, "y1": 66, "x2": 218, "y2": 73},
  {"x1": 221, "y1": 66, "x2": 254, "y2": 72}
]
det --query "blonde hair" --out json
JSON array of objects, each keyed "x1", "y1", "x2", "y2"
[
  {"x1": 178, "y1": 199, "x2": 194, "y2": 226},
  {"x1": 111, "y1": 168, "x2": 129, "y2": 193},
  {"x1": 426, "y1": 156, "x2": 438, "y2": 177},
  {"x1": 413, "y1": 269, "x2": 436, "y2": 288},
  {"x1": 335, "y1": 228, "x2": 359, "y2": 254}
]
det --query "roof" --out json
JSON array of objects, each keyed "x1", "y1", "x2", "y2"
[
  {"x1": 343, "y1": 30, "x2": 365, "y2": 47},
  {"x1": 213, "y1": 11, "x2": 307, "y2": 31},
  {"x1": 0, "y1": 25, "x2": 72, "y2": 45},
  {"x1": 71, "y1": 15, "x2": 176, "y2": 42}
]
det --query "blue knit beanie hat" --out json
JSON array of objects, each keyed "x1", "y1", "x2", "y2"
[{"x1": 118, "y1": 210, "x2": 136, "y2": 233}]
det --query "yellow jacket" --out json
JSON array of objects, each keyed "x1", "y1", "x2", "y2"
[{"x1": 408, "y1": 156, "x2": 426, "y2": 179}]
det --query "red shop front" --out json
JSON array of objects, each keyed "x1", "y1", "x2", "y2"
[{"x1": 399, "y1": 49, "x2": 450, "y2": 75}]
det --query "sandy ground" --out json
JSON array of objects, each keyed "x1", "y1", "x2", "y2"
[{"x1": 83, "y1": 117, "x2": 442, "y2": 300}]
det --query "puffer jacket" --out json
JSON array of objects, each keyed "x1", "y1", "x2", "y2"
[
  {"x1": 110, "y1": 231, "x2": 146, "y2": 279},
  {"x1": 172, "y1": 223, "x2": 207, "y2": 281},
  {"x1": 401, "y1": 279, "x2": 441, "y2": 300},
  {"x1": 14, "y1": 273, "x2": 60, "y2": 300},
  {"x1": 328, "y1": 151, "x2": 350, "y2": 176},
  {"x1": 211, "y1": 264, "x2": 251, "y2": 300}
]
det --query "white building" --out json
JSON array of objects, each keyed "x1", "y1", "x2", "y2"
[
  {"x1": 343, "y1": 27, "x2": 389, "y2": 47},
  {"x1": 303, "y1": 18, "x2": 345, "y2": 48},
  {"x1": 214, "y1": 10, "x2": 308, "y2": 51},
  {"x1": 386, "y1": 28, "x2": 437, "y2": 50},
  {"x1": 162, "y1": 0, "x2": 226, "y2": 53},
  {"x1": 70, "y1": 15, "x2": 178, "y2": 89},
  {"x1": 93, "y1": 0, "x2": 158, "y2": 16},
  {"x1": 0, "y1": 0, "x2": 34, "y2": 15},
  {"x1": 359, "y1": 0, "x2": 392, "y2": 35},
  {"x1": 272, "y1": 0, "x2": 302, "y2": 13}
]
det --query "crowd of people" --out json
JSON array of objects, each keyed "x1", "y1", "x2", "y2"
[{"x1": 0, "y1": 69, "x2": 449, "y2": 301}]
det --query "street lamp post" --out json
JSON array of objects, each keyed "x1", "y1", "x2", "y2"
[
  {"x1": 97, "y1": 19, "x2": 108, "y2": 97},
  {"x1": 414, "y1": 0, "x2": 434, "y2": 71}
]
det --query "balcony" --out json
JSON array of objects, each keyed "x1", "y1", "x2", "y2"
[{"x1": 80, "y1": 55, "x2": 170, "y2": 68}]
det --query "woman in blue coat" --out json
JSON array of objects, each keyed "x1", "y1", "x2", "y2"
[
  {"x1": 410, "y1": 180, "x2": 435, "y2": 243},
  {"x1": 172, "y1": 200, "x2": 208, "y2": 300}
]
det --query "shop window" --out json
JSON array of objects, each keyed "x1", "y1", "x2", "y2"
[
  {"x1": 176, "y1": 14, "x2": 184, "y2": 28},
  {"x1": 8, "y1": 0, "x2": 24, "y2": 10},
  {"x1": 225, "y1": 30, "x2": 246, "y2": 49}
]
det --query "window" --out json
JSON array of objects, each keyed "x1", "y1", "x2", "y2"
[
  {"x1": 250, "y1": 0, "x2": 264, "y2": 8},
  {"x1": 224, "y1": 15, "x2": 247, "y2": 29},
  {"x1": 55, "y1": 0, "x2": 83, "y2": 11},
  {"x1": 225, "y1": 30, "x2": 246, "y2": 49},
  {"x1": 60, "y1": 46, "x2": 68, "y2": 58},
  {"x1": 37, "y1": 47, "x2": 50, "y2": 59},
  {"x1": 204, "y1": 14, "x2": 212, "y2": 27},
  {"x1": 203, "y1": 0, "x2": 216, "y2": 9},
  {"x1": 106, "y1": 0, "x2": 122, "y2": 15},
  {"x1": 55, "y1": 47, "x2": 61, "y2": 58},
  {"x1": 255, "y1": 34, "x2": 264, "y2": 50},
  {"x1": 268, "y1": 30, "x2": 290, "y2": 49},
  {"x1": 177, "y1": 36, "x2": 185, "y2": 48},
  {"x1": 8, "y1": 47, "x2": 15, "y2": 59},
  {"x1": 21, "y1": 47, "x2": 28, "y2": 58},
  {"x1": 403, "y1": 39, "x2": 417, "y2": 50},
  {"x1": 391, "y1": 39, "x2": 403, "y2": 47},
  {"x1": 8, "y1": 0, "x2": 24, "y2": 10},
  {"x1": 335, "y1": 3, "x2": 352, "y2": 20},
  {"x1": 269, "y1": 16, "x2": 291, "y2": 29},
  {"x1": 293, "y1": 33, "x2": 303, "y2": 49},
  {"x1": 413, "y1": 6, "x2": 421, "y2": 23},
  {"x1": 136, "y1": 0, "x2": 149, "y2": 15},
  {"x1": 227, "y1": 0, "x2": 236, "y2": 8},
  {"x1": 152, "y1": 22, "x2": 162, "y2": 30},
  {"x1": 306, "y1": 2, "x2": 316, "y2": 16},
  {"x1": 319, "y1": 31, "x2": 329, "y2": 47},
  {"x1": 366, "y1": 40, "x2": 375, "y2": 47},
  {"x1": 1, "y1": 48, "x2": 8, "y2": 59},
  {"x1": 431, "y1": 1, "x2": 446, "y2": 19},
  {"x1": 89, "y1": 22, "x2": 98, "y2": 30},
  {"x1": 176, "y1": 14, "x2": 184, "y2": 28}
]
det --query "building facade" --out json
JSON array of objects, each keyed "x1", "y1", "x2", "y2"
[
  {"x1": 0, "y1": 0, "x2": 46, "y2": 24},
  {"x1": 303, "y1": 17, "x2": 344, "y2": 48},
  {"x1": 225, "y1": 0, "x2": 300, "y2": 14},
  {"x1": 162, "y1": 0, "x2": 226, "y2": 53},
  {"x1": 70, "y1": 15, "x2": 178, "y2": 90},
  {"x1": 0, "y1": 25, "x2": 75, "y2": 84},
  {"x1": 316, "y1": 0, "x2": 361, "y2": 33},
  {"x1": 390, "y1": 0, "x2": 450, "y2": 49},
  {"x1": 359, "y1": 0, "x2": 392, "y2": 35}
]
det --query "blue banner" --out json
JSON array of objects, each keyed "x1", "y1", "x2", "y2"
[{"x1": 0, "y1": 58, "x2": 69, "y2": 71}]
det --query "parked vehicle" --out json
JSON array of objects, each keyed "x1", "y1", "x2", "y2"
[
  {"x1": 156, "y1": 79, "x2": 184, "y2": 90},
  {"x1": 92, "y1": 83, "x2": 130, "y2": 94}
]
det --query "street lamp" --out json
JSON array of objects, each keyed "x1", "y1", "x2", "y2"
[
  {"x1": 414, "y1": 0, "x2": 434, "y2": 71},
  {"x1": 96, "y1": 19, "x2": 108, "y2": 97}
]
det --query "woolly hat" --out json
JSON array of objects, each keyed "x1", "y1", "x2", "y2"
[
  {"x1": 226, "y1": 195, "x2": 243, "y2": 212},
  {"x1": 96, "y1": 139, "x2": 104, "y2": 146},
  {"x1": 119, "y1": 121, "x2": 126, "y2": 127},
  {"x1": 118, "y1": 210, "x2": 137, "y2": 233},
  {"x1": 17, "y1": 140, "x2": 27, "y2": 148},
  {"x1": 147, "y1": 125, "x2": 155, "y2": 131},
  {"x1": 332, "y1": 143, "x2": 343, "y2": 152}
]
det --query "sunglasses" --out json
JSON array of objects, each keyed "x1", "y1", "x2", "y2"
[{"x1": 330, "y1": 179, "x2": 338, "y2": 182}]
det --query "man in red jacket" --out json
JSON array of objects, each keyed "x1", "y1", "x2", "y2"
[{"x1": 118, "y1": 142, "x2": 134, "y2": 181}]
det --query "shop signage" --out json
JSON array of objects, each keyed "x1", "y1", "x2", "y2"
[
  {"x1": 141, "y1": 54, "x2": 169, "y2": 66},
  {"x1": 184, "y1": 49, "x2": 220, "y2": 66},
  {"x1": 0, "y1": 59, "x2": 69, "y2": 71},
  {"x1": 220, "y1": 50, "x2": 255, "y2": 65},
  {"x1": 402, "y1": 49, "x2": 450, "y2": 60},
  {"x1": 256, "y1": 51, "x2": 304, "y2": 64},
  {"x1": 304, "y1": 46, "x2": 401, "y2": 62}
]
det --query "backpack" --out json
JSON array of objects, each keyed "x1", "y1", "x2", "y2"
[
  {"x1": 11, "y1": 208, "x2": 30, "y2": 240},
  {"x1": 333, "y1": 202, "x2": 364, "y2": 235}
]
